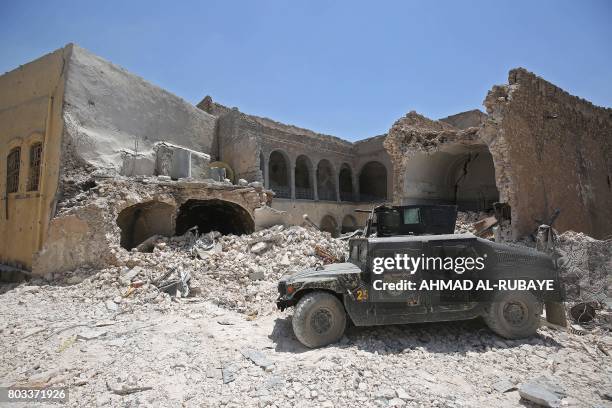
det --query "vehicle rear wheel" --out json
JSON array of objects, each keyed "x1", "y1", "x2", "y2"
[
  {"x1": 292, "y1": 292, "x2": 346, "y2": 348},
  {"x1": 483, "y1": 291, "x2": 542, "y2": 339}
]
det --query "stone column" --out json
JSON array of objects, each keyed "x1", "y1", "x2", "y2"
[
  {"x1": 353, "y1": 169, "x2": 360, "y2": 202},
  {"x1": 335, "y1": 169, "x2": 341, "y2": 203},
  {"x1": 313, "y1": 163, "x2": 319, "y2": 201},
  {"x1": 263, "y1": 152, "x2": 270, "y2": 189},
  {"x1": 290, "y1": 157, "x2": 296, "y2": 200}
]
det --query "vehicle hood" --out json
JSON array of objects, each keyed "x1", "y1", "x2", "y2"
[{"x1": 281, "y1": 262, "x2": 361, "y2": 284}]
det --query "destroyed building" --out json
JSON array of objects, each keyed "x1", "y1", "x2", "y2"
[
  {"x1": 0, "y1": 44, "x2": 269, "y2": 275},
  {"x1": 1, "y1": 44, "x2": 611, "y2": 276},
  {"x1": 384, "y1": 68, "x2": 612, "y2": 240}
]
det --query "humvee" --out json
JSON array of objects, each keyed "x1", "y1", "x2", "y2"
[{"x1": 277, "y1": 205, "x2": 565, "y2": 348}]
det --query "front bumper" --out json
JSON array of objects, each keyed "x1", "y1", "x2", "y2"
[
  {"x1": 276, "y1": 280, "x2": 295, "y2": 311},
  {"x1": 276, "y1": 295, "x2": 293, "y2": 311}
]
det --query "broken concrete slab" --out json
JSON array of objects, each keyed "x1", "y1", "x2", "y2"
[
  {"x1": 249, "y1": 242, "x2": 270, "y2": 255},
  {"x1": 519, "y1": 377, "x2": 566, "y2": 408},
  {"x1": 492, "y1": 378, "x2": 517, "y2": 393},
  {"x1": 222, "y1": 364, "x2": 237, "y2": 384},
  {"x1": 241, "y1": 348, "x2": 274, "y2": 370}
]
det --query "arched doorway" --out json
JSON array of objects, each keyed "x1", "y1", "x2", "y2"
[
  {"x1": 359, "y1": 161, "x2": 387, "y2": 202},
  {"x1": 401, "y1": 144, "x2": 499, "y2": 211},
  {"x1": 339, "y1": 164, "x2": 354, "y2": 201},
  {"x1": 295, "y1": 155, "x2": 314, "y2": 199},
  {"x1": 341, "y1": 214, "x2": 358, "y2": 234},
  {"x1": 320, "y1": 215, "x2": 338, "y2": 237},
  {"x1": 269, "y1": 150, "x2": 290, "y2": 198},
  {"x1": 175, "y1": 199, "x2": 254, "y2": 236}
]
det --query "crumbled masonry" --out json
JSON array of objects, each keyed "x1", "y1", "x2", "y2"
[
  {"x1": 1, "y1": 220, "x2": 611, "y2": 407},
  {"x1": 1, "y1": 44, "x2": 612, "y2": 408}
]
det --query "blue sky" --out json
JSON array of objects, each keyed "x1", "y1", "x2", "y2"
[{"x1": 1, "y1": 1, "x2": 610, "y2": 140}]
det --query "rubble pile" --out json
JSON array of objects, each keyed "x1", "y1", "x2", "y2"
[
  {"x1": 1, "y1": 281, "x2": 610, "y2": 407},
  {"x1": 454, "y1": 211, "x2": 491, "y2": 234},
  {"x1": 63, "y1": 225, "x2": 348, "y2": 316}
]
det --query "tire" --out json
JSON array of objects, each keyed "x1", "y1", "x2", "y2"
[
  {"x1": 483, "y1": 291, "x2": 542, "y2": 339},
  {"x1": 292, "y1": 292, "x2": 347, "y2": 348}
]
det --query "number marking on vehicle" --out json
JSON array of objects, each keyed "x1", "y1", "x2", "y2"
[{"x1": 356, "y1": 289, "x2": 368, "y2": 301}]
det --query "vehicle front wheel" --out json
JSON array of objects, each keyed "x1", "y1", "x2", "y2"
[
  {"x1": 483, "y1": 291, "x2": 542, "y2": 339},
  {"x1": 292, "y1": 292, "x2": 347, "y2": 348}
]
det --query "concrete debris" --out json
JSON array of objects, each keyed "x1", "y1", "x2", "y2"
[
  {"x1": 135, "y1": 235, "x2": 162, "y2": 253},
  {"x1": 250, "y1": 242, "x2": 270, "y2": 255},
  {"x1": 241, "y1": 348, "x2": 274, "y2": 371},
  {"x1": 222, "y1": 364, "x2": 238, "y2": 384},
  {"x1": 99, "y1": 224, "x2": 346, "y2": 316},
  {"x1": 518, "y1": 377, "x2": 566, "y2": 407},
  {"x1": 119, "y1": 266, "x2": 141, "y2": 285},
  {"x1": 153, "y1": 269, "x2": 191, "y2": 298},
  {"x1": 473, "y1": 216, "x2": 498, "y2": 236},
  {"x1": 492, "y1": 378, "x2": 517, "y2": 393},
  {"x1": 454, "y1": 211, "x2": 491, "y2": 234}
]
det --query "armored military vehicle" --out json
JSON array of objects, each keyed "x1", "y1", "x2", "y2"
[{"x1": 277, "y1": 205, "x2": 565, "y2": 348}]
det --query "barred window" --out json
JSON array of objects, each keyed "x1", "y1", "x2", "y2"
[
  {"x1": 27, "y1": 143, "x2": 43, "y2": 191},
  {"x1": 6, "y1": 147, "x2": 21, "y2": 193}
]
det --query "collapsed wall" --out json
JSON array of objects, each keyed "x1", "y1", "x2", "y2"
[
  {"x1": 33, "y1": 177, "x2": 269, "y2": 275},
  {"x1": 481, "y1": 68, "x2": 612, "y2": 239},
  {"x1": 386, "y1": 69, "x2": 612, "y2": 241},
  {"x1": 383, "y1": 111, "x2": 499, "y2": 212}
]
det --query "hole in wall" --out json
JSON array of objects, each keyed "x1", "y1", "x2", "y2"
[
  {"x1": 175, "y1": 199, "x2": 254, "y2": 236},
  {"x1": 117, "y1": 201, "x2": 175, "y2": 250}
]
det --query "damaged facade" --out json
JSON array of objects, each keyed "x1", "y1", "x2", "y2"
[
  {"x1": 385, "y1": 69, "x2": 612, "y2": 240},
  {"x1": 1, "y1": 44, "x2": 610, "y2": 275},
  {"x1": 0, "y1": 44, "x2": 269, "y2": 275}
]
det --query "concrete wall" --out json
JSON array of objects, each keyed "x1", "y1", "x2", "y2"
[
  {"x1": 62, "y1": 45, "x2": 217, "y2": 175},
  {"x1": 481, "y1": 68, "x2": 612, "y2": 239},
  {"x1": 0, "y1": 46, "x2": 69, "y2": 269}
]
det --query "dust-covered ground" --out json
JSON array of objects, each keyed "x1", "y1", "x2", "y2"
[{"x1": 1, "y1": 225, "x2": 611, "y2": 407}]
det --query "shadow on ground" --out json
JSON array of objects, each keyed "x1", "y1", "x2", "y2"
[{"x1": 269, "y1": 315, "x2": 561, "y2": 355}]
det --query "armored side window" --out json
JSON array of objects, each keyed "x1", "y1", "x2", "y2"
[
  {"x1": 27, "y1": 143, "x2": 43, "y2": 191},
  {"x1": 403, "y1": 208, "x2": 421, "y2": 224},
  {"x1": 6, "y1": 147, "x2": 21, "y2": 193}
]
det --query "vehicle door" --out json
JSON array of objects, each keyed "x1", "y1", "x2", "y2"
[{"x1": 370, "y1": 241, "x2": 429, "y2": 324}]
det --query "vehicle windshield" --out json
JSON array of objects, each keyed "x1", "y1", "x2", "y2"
[{"x1": 376, "y1": 209, "x2": 400, "y2": 236}]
